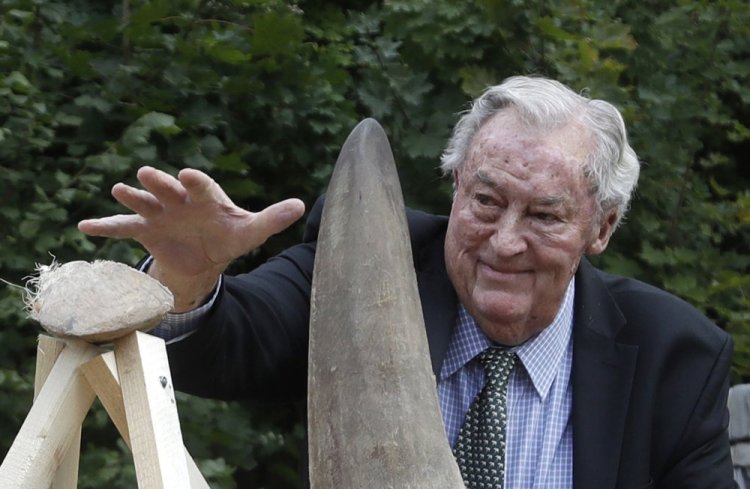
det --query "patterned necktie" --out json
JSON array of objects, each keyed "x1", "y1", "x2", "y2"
[{"x1": 454, "y1": 347, "x2": 517, "y2": 489}]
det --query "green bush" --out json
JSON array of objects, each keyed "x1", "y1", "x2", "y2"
[{"x1": 1, "y1": 0, "x2": 748, "y2": 486}]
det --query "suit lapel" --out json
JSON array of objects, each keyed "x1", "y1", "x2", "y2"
[
  {"x1": 407, "y1": 214, "x2": 640, "y2": 488},
  {"x1": 572, "y1": 260, "x2": 639, "y2": 489}
]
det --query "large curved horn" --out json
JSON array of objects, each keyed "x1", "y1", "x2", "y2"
[{"x1": 308, "y1": 119, "x2": 465, "y2": 488}]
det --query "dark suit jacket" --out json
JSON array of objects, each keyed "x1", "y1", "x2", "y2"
[{"x1": 166, "y1": 199, "x2": 734, "y2": 489}]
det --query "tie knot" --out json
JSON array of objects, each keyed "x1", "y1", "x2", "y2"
[{"x1": 477, "y1": 348, "x2": 515, "y2": 385}]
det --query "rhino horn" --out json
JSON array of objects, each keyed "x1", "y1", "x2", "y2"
[{"x1": 308, "y1": 118, "x2": 465, "y2": 488}]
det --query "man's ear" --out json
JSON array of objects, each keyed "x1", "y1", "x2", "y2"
[{"x1": 586, "y1": 209, "x2": 618, "y2": 256}]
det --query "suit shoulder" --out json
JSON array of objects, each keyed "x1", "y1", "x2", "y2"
[
  {"x1": 303, "y1": 194, "x2": 448, "y2": 246},
  {"x1": 595, "y1": 267, "x2": 729, "y2": 348},
  {"x1": 405, "y1": 207, "x2": 449, "y2": 244}
]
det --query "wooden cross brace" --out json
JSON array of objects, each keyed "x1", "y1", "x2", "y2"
[{"x1": 0, "y1": 332, "x2": 208, "y2": 489}]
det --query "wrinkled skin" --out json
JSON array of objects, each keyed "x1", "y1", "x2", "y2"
[{"x1": 444, "y1": 110, "x2": 617, "y2": 345}]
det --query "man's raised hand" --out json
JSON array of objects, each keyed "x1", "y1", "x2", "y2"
[{"x1": 78, "y1": 166, "x2": 305, "y2": 312}]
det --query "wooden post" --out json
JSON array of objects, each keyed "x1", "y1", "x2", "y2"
[
  {"x1": 80, "y1": 352, "x2": 130, "y2": 443},
  {"x1": 34, "y1": 335, "x2": 82, "y2": 489},
  {"x1": 114, "y1": 331, "x2": 190, "y2": 489},
  {"x1": 2, "y1": 260, "x2": 207, "y2": 487},
  {"x1": 81, "y1": 351, "x2": 209, "y2": 489},
  {"x1": 0, "y1": 339, "x2": 98, "y2": 488}
]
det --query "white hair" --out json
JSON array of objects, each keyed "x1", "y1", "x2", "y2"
[{"x1": 440, "y1": 76, "x2": 640, "y2": 229}]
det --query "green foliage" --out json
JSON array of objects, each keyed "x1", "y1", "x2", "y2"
[{"x1": 1, "y1": 0, "x2": 748, "y2": 486}]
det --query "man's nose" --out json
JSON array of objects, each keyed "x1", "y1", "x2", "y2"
[{"x1": 488, "y1": 213, "x2": 528, "y2": 257}]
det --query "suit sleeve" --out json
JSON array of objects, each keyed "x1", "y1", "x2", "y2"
[
  {"x1": 658, "y1": 334, "x2": 735, "y2": 488},
  {"x1": 162, "y1": 199, "x2": 325, "y2": 402}
]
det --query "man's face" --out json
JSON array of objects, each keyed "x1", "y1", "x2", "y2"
[{"x1": 444, "y1": 110, "x2": 615, "y2": 345}]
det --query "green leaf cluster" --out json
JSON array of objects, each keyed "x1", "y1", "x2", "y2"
[{"x1": 1, "y1": 0, "x2": 748, "y2": 486}]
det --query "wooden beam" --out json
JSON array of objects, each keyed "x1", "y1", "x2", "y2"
[
  {"x1": 81, "y1": 351, "x2": 209, "y2": 489},
  {"x1": 81, "y1": 352, "x2": 130, "y2": 444},
  {"x1": 0, "y1": 339, "x2": 98, "y2": 488},
  {"x1": 34, "y1": 335, "x2": 81, "y2": 489},
  {"x1": 114, "y1": 331, "x2": 190, "y2": 489}
]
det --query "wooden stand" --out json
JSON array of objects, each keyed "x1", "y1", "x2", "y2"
[{"x1": 0, "y1": 332, "x2": 209, "y2": 489}]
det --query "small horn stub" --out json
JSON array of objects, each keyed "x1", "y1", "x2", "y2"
[
  {"x1": 308, "y1": 119, "x2": 465, "y2": 488},
  {"x1": 25, "y1": 260, "x2": 173, "y2": 344}
]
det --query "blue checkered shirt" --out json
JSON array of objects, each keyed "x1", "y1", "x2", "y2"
[{"x1": 439, "y1": 280, "x2": 574, "y2": 489}]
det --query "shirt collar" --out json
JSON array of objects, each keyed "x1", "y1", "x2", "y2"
[{"x1": 440, "y1": 279, "x2": 575, "y2": 400}]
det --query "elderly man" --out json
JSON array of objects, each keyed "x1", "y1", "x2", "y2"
[{"x1": 80, "y1": 76, "x2": 734, "y2": 488}]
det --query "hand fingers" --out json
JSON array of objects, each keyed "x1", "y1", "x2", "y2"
[
  {"x1": 137, "y1": 166, "x2": 188, "y2": 207},
  {"x1": 243, "y1": 199, "x2": 306, "y2": 247},
  {"x1": 178, "y1": 168, "x2": 225, "y2": 205},
  {"x1": 78, "y1": 214, "x2": 147, "y2": 239},
  {"x1": 111, "y1": 183, "x2": 163, "y2": 218}
]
